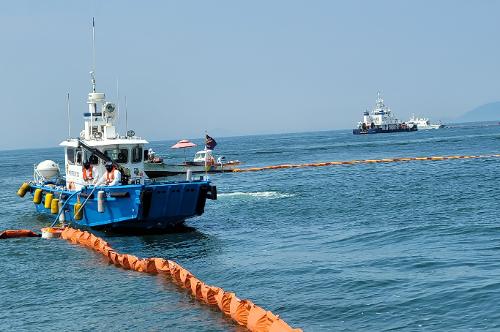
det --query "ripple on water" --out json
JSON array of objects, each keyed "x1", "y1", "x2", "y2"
[{"x1": 1, "y1": 126, "x2": 500, "y2": 331}]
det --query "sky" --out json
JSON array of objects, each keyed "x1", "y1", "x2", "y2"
[{"x1": 1, "y1": 0, "x2": 499, "y2": 150}]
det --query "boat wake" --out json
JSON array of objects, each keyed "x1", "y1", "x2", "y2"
[{"x1": 218, "y1": 191, "x2": 295, "y2": 200}]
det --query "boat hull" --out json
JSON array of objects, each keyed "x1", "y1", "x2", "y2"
[
  {"x1": 145, "y1": 161, "x2": 241, "y2": 178},
  {"x1": 353, "y1": 126, "x2": 418, "y2": 135},
  {"x1": 415, "y1": 124, "x2": 445, "y2": 130},
  {"x1": 29, "y1": 180, "x2": 216, "y2": 231}
]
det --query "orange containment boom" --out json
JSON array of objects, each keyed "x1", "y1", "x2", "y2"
[
  {"x1": 0, "y1": 229, "x2": 40, "y2": 239},
  {"x1": 59, "y1": 227, "x2": 301, "y2": 332},
  {"x1": 231, "y1": 154, "x2": 500, "y2": 173}
]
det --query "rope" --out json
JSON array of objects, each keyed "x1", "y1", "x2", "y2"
[{"x1": 50, "y1": 190, "x2": 81, "y2": 227}]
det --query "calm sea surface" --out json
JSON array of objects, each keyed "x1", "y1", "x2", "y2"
[{"x1": 1, "y1": 124, "x2": 499, "y2": 331}]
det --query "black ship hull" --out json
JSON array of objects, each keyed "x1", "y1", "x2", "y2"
[{"x1": 353, "y1": 126, "x2": 417, "y2": 135}]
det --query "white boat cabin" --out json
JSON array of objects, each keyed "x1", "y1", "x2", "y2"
[
  {"x1": 193, "y1": 150, "x2": 216, "y2": 164},
  {"x1": 60, "y1": 74, "x2": 148, "y2": 190}
]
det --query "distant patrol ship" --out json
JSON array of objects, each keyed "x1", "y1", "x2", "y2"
[
  {"x1": 407, "y1": 115, "x2": 445, "y2": 130},
  {"x1": 353, "y1": 92, "x2": 417, "y2": 134}
]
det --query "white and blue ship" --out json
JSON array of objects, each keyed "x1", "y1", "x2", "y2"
[
  {"x1": 353, "y1": 92, "x2": 417, "y2": 135},
  {"x1": 19, "y1": 72, "x2": 217, "y2": 232}
]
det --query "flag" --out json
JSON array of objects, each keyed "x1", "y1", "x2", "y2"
[{"x1": 205, "y1": 134, "x2": 217, "y2": 150}]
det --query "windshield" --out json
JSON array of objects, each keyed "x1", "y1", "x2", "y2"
[{"x1": 104, "y1": 149, "x2": 128, "y2": 163}]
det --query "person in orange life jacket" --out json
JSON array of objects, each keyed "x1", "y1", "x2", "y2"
[
  {"x1": 97, "y1": 161, "x2": 121, "y2": 186},
  {"x1": 82, "y1": 161, "x2": 98, "y2": 184}
]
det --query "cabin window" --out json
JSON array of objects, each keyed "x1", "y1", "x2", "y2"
[
  {"x1": 104, "y1": 149, "x2": 128, "y2": 163},
  {"x1": 67, "y1": 148, "x2": 75, "y2": 164},
  {"x1": 75, "y1": 149, "x2": 83, "y2": 165},
  {"x1": 88, "y1": 154, "x2": 99, "y2": 165},
  {"x1": 132, "y1": 146, "x2": 143, "y2": 163}
]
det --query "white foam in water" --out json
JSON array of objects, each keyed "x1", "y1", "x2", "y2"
[{"x1": 218, "y1": 191, "x2": 295, "y2": 199}]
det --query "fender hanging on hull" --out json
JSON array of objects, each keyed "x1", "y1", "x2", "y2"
[{"x1": 28, "y1": 180, "x2": 217, "y2": 231}]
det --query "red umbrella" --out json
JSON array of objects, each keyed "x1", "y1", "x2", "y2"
[
  {"x1": 171, "y1": 139, "x2": 197, "y2": 162},
  {"x1": 171, "y1": 139, "x2": 197, "y2": 149}
]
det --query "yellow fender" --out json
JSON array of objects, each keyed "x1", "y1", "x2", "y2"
[
  {"x1": 74, "y1": 203, "x2": 83, "y2": 220},
  {"x1": 17, "y1": 182, "x2": 30, "y2": 197},
  {"x1": 33, "y1": 189, "x2": 43, "y2": 204},
  {"x1": 44, "y1": 193, "x2": 53, "y2": 209},
  {"x1": 51, "y1": 198, "x2": 59, "y2": 214}
]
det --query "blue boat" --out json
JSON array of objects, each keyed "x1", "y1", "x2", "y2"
[
  {"x1": 27, "y1": 180, "x2": 215, "y2": 232},
  {"x1": 17, "y1": 25, "x2": 217, "y2": 231},
  {"x1": 18, "y1": 75, "x2": 217, "y2": 231}
]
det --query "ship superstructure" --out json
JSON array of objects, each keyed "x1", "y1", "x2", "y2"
[{"x1": 353, "y1": 92, "x2": 417, "y2": 135}]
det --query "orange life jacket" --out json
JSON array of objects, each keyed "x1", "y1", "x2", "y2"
[{"x1": 82, "y1": 167, "x2": 93, "y2": 180}]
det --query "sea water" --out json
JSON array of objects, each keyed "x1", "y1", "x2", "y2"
[{"x1": 1, "y1": 124, "x2": 499, "y2": 331}]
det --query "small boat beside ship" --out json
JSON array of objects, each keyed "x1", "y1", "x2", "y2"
[
  {"x1": 353, "y1": 92, "x2": 417, "y2": 135},
  {"x1": 407, "y1": 115, "x2": 445, "y2": 130},
  {"x1": 144, "y1": 135, "x2": 241, "y2": 178}
]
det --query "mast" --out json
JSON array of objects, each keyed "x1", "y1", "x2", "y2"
[
  {"x1": 90, "y1": 17, "x2": 96, "y2": 138},
  {"x1": 92, "y1": 17, "x2": 96, "y2": 92},
  {"x1": 116, "y1": 79, "x2": 120, "y2": 132},
  {"x1": 67, "y1": 93, "x2": 71, "y2": 138},
  {"x1": 125, "y1": 96, "x2": 128, "y2": 135},
  {"x1": 85, "y1": 17, "x2": 107, "y2": 141}
]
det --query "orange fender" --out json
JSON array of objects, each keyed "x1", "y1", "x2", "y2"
[
  {"x1": 202, "y1": 286, "x2": 221, "y2": 305},
  {"x1": 144, "y1": 258, "x2": 158, "y2": 274},
  {"x1": 247, "y1": 305, "x2": 278, "y2": 332},
  {"x1": 169, "y1": 263, "x2": 182, "y2": 283},
  {"x1": 152, "y1": 258, "x2": 170, "y2": 273},
  {"x1": 94, "y1": 240, "x2": 108, "y2": 254},
  {"x1": 125, "y1": 255, "x2": 139, "y2": 269},
  {"x1": 190, "y1": 278, "x2": 204, "y2": 299},
  {"x1": 230, "y1": 297, "x2": 253, "y2": 326},
  {"x1": 107, "y1": 251, "x2": 120, "y2": 266},
  {"x1": 61, "y1": 227, "x2": 76, "y2": 240},
  {"x1": 181, "y1": 273, "x2": 194, "y2": 289},
  {"x1": 132, "y1": 259, "x2": 148, "y2": 272},
  {"x1": 179, "y1": 268, "x2": 193, "y2": 287},
  {"x1": 215, "y1": 290, "x2": 234, "y2": 315}
]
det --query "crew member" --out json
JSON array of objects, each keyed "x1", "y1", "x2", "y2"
[
  {"x1": 148, "y1": 148, "x2": 155, "y2": 162},
  {"x1": 97, "y1": 161, "x2": 121, "y2": 186},
  {"x1": 82, "y1": 161, "x2": 97, "y2": 184}
]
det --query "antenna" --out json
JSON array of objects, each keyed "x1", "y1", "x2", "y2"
[
  {"x1": 116, "y1": 79, "x2": 120, "y2": 129},
  {"x1": 67, "y1": 93, "x2": 71, "y2": 138},
  {"x1": 125, "y1": 95, "x2": 128, "y2": 135},
  {"x1": 91, "y1": 17, "x2": 96, "y2": 92}
]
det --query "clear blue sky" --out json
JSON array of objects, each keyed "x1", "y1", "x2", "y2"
[{"x1": 1, "y1": 0, "x2": 499, "y2": 150}]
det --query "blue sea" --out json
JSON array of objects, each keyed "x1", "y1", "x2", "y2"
[{"x1": 1, "y1": 124, "x2": 499, "y2": 331}]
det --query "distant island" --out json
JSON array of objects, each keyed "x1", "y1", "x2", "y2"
[{"x1": 455, "y1": 102, "x2": 500, "y2": 123}]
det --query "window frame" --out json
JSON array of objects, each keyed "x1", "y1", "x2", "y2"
[
  {"x1": 67, "y1": 148, "x2": 75, "y2": 165},
  {"x1": 104, "y1": 148, "x2": 129, "y2": 164},
  {"x1": 131, "y1": 145, "x2": 143, "y2": 163}
]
